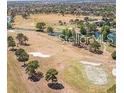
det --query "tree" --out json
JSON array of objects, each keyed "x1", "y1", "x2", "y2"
[
  {"x1": 80, "y1": 25, "x2": 86, "y2": 35},
  {"x1": 66, "y1": 29, "x2": 73, "y2": 41},
  {"x1": 80, "y1": 37, "x2": 85, "y2": 43},
  {"x1": 111, "y1": 51, "x2": 116, "y2": 60},
  {"x1": 90, "y1": 23, "x2": 97, "y2": 31},
  {"x1": 84, "y1": 17, "x2": 89, "y2": 22},
  {"x1": 17, "y1": 51, "x2": 29, "y2": 66},
  {"x1": 101, "y1": 25, "x2": 110, "y2": 41},
  {"x1": 8, "y1": 36, "x2": 16, "y2": 50},
  {"x1": 15, "y1": 48, "x2": 25, "y2": 57},
  {"x1": 9, "y1": 11, "x2": 16, "y2": 28},
  {"x1": 47, "y1": 26, "x2": 54, "y2": 34},
  {"x1": 90, "y1": 40, "x2": 101, "y2": 53},
  {"x1": 36, "y1": 22, "x2": 46, "y2": 31},
  {"x1": 61, "y1": 29, "x2": 73, "y2": 41},
  {"x1": 16, "y1": 33, "x2": 28, "y2": 45},
  {"x1": 74, "y1": 19, "x2": 79, "y2": 24},
  {"x1": 22, "y1": 12, "x2": 30, "y2": 19},
  {"x1": 26, "y1": 60, "x2": 39, "y2": 77},
  {"x1": 58, "y1": 20, "x2": 63, "y2": 25},
  {"x1": 7, "y1": 22, "x2": 12, "y2": 29},
  {"x1": 61, "y1": 29, "x2": 67, "y2": 40},
  {"x1": 111, "y1": 20, "x2": 116, "y2": 28},
  {"x1": 23, "y1": 35, "x2": 28, "y2": 45},
  {"x1": 69, "y1": 19, "x2": 74, "y2": 24},
  {"x1": 86, "y1": 23, "x2": 97, "y2": 32},
  {"x1": 45, "y1": 68, "x2": 58, "y2": 83}
]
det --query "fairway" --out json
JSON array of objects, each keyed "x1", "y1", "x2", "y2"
[
  {"x1": 13, "y1": 14, "x2": 102, "y2": 30},
  {"x1": 8, "y1": 30, "x2": 115, "y2": 93}
]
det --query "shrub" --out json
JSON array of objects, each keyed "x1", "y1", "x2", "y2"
[
  {"x1": 111, "y1": 51, "x2": 116, "y2": 60},
  {"x1": 36, "y1": 22, "x2": 46, "y2": 31}
]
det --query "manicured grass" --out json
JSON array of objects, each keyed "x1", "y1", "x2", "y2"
[
  {"x1": 63, "y1": 64, "x2": 89, "y2": 93},
  {"x1": 62, "y1": 61, "x2": 115, "y2": 93},
  {"x1": 53, "y1": 24, "x2": 76, "y2": 31}
]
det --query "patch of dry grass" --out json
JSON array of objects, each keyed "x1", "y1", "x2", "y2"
[
  {"x1": 14, "y1": 14, "x2": 102, "y2": 30},
  {"x1": 8, "y1": 31, "x2": 115, "y2": 93}
]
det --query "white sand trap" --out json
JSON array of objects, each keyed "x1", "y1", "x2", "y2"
[
  {"x1": 29, "y1": 52, "x2": 51, "y2": 58},
  {"x1": 112, "y1": 68, "x2": 116, "y2": 76},
  {"x1": 84, "y1": 65, "x2": 108, "y2": 85},
  {"x1": 80, "y1": 61, "x2": 107, "y2": 85},
  {"x1": 80, "y1": 61, "x2": 102, "y2": 66},
  {"x1": 8, "y1": 30, "x2": 15, "y2": 33}
]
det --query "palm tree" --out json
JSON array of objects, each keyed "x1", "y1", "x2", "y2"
[
  {"x1": 8, "y1": 36, "x2": 16, "y2": 51},
  {"x1": 26, "y1": 60, "x2": 39, "y2": 77},
  {"x1": 45, "y1": 68, "x2": 58, "y2": 83}
]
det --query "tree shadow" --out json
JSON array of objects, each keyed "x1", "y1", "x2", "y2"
[
  {"x1": 23, "y1": 43, "x2": 30, "y2": 46},
  {"x1": 96, "y1": 50, "x2": 103, "y2": 54},
  {"x1": 89, "y1": 50, "x2": 103, "y2": 55},
  {"x1": 17, "y1": 43, "x2": 30, "y2": 47},
  {"x1": 21, "y1": 64, "x2": 27, "y2": 68},
  {"x1": 48, "y1": 82, "x2": 64, "y2": 90},
  {"x1": 28, "y1": 72, "x2": 44, "y2": 82},
  {"x1": 36, "y1": 30, "x2": 44, "y2": 32},
  {"x1": 9, "y1": 48, "x2": 17, "y2": 52}
]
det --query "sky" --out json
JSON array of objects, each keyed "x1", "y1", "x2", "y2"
[
  {"x1": 7, "y1": 0, "x2": 41, "y2": 1},
  {"x1": 7, "y1": 0, "x2": 116, "y2": 3}
]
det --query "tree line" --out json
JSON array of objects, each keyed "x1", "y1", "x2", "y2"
[{"x1": 8, "y1": 33, "x2": 60, "y2": 88}]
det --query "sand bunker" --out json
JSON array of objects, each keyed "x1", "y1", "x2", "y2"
[
  {"x1": 84, "y1": 65, "x2": 108, "y2": 85},
  {"x1": 80, "y1": 61, "x2": 102, "y2": 66},
  {"x1": 112, "y1": 68, "x2": 116, "y2": 76},
  {"x1": 8, "y1": 30, "x2": 15, "y2": 32},
  {"x1": 29, "y1": 52, "x2": 51, "y2": 58},
  {"x1": 80, "y1": 61, "x2": 107, "y2": 85}
]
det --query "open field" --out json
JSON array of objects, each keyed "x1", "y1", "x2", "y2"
[
  {"x1": 13, "y1": 14, "x2": 102, "y2": 30},
  {"x1": 8, "y1": 30, "x2": 115, "y2": 93}
]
